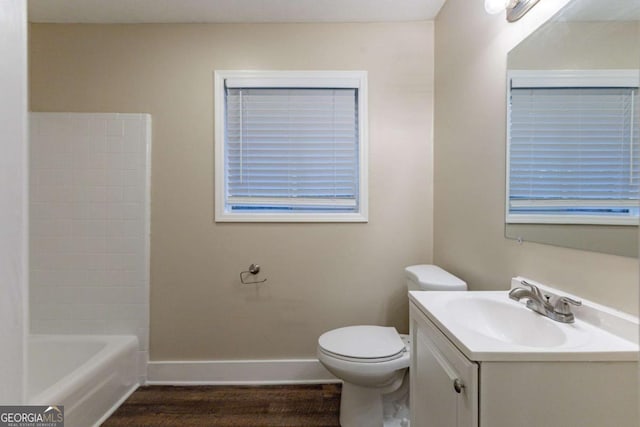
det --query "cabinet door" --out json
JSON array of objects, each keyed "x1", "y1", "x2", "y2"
[{"x1": 410, "y1": 303, "x2": 478, "y2": 427}]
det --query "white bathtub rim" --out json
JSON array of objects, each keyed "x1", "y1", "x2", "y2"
[
  {"x1": 28, "y1": 334, "x2": 138, "y2": 405},
  {"x1": 91, "y1": 382, "x2": 138, "y2": 427}
]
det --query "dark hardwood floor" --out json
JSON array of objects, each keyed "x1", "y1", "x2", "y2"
[{"x1": 102, "y1": 384, "x2": 341, "y2": 427}]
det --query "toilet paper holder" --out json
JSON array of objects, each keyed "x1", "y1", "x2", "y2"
[{"x1": 240, "y1": 263, "x2": 267, "y2": 284}]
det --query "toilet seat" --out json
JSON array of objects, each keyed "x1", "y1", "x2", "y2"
[
  {"x1": 319, "y1": 346, "x2": 406, "y2": 363},
  {"x1": 318, "y1": 325, "x2": 406, "y2": 363}
]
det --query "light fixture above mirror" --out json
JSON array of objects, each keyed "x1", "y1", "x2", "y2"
[{"x1": 485, "y1": 0, "x2": 541, "y2": 22}]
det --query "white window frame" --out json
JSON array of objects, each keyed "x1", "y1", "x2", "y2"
[
  {"x1": 214, "y1": 70, "x2": 368, "y2": 222},
  {"x1": 505, "y1": 69, "x2": 640, "y2": 226}
]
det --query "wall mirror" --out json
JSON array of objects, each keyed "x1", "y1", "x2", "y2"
[{"x1": 505, "y1": 0, "x2": 640, "y2": 257}]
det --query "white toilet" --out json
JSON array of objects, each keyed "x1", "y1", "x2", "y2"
[{"x1": 317, "y1": 264, "x2": 467, "y2": 427}]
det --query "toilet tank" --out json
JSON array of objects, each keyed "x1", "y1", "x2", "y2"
[{"x1": 405, "y1": 264, "x2": 467, "y2": 292}]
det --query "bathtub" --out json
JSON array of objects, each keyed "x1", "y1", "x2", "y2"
[{"x1": 28, "y1": 335, "x2": 139, "y2": 427}]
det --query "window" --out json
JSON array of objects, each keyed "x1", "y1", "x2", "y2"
[
  {"x1": 507, "y1": 70, "x2": 639, "y2": 225},
  {"x1": 214, "y1": 71, "x2": 368, "y2": 222}
]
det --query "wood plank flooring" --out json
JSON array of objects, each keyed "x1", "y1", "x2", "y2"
[{"x1": 102, "y1": 384, "x2": 341, "y2": 427}]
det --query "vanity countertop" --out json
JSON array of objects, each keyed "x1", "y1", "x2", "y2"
[{"x1": 409, "y1": 282, "x2": 639, "y2": 362}]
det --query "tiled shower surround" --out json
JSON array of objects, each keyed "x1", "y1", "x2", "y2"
[{"x1": 29, "y1": 113, "x2": 151, "y2": 383}]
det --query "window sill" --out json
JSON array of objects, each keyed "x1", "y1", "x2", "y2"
[
  {"x1": 506, "y1": 214, "x2": 639, "y2": 226},
  {"x1": 215, "y1": 211, "x2": 368, "y2": 223}
]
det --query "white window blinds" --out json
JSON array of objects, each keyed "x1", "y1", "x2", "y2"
[
  {"x1": 507, "y1": 72, "x2": 640, "y2": 225},
  {"x1": 224, "y1": 87, "x2": 359, "y2": 212}
]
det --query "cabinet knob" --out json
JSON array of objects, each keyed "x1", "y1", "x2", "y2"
[{"x1": 453, "y1": 378, "x2": 465, "y2": 394}]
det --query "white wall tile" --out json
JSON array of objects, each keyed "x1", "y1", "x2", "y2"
[
  {"x1": 106, "y1": 186, "x2": 124, "y2": 202},
  {"x1": 30, "y1": 113, "x2": 151, "y2": 381},
  {"x1": 31, "y1": 185, "x2": 74, "y2": 203},
  {"x1": 71, "y1": 304, "x2": 108, "y2": 320},
  {"x1": 105, "y1": 152, "x2": 125, "y2": 170},
  {"x1": 74, "y1": 168, "x2": 107, "y2": 186},
  {"x1": 123, "y1": 185, "x2": 144, "y2": 202},
  {"x1": 0, "y1": 20, "x2": 28, "y2": 393},
  {"x1": 31, "y1": 303, "x2": 72, "y2": 320},
  {"x1": 31, "y1": 319, "x2": 73, "y2": 335},
  {"x1": 106, "y1": 171, "x2": 125, "y2": 187},
  {"x1": 106, "y1": 118, "x2": 124, "y2": 137},
  {"x1": 33, "y1": 169, "x2": 73, "y2": 187},
  {"x1": 88, "y1": 117, "x2": 106, "y2": 138},
  {"x1": 106, "y1": 136, "x2": 124, "y2": 153},
  {"x1": 31, "y1": 219, "x2": 73, "y2": 237},
  {"x1": 67, "y1": 320, "x2": 107, "y2": 335},
  {"x1": 72, "y1": 219, "x2": 107, "y2": 238},
  {"x1": 73, "y1": 151, "x2": 106, "y2": 170}
]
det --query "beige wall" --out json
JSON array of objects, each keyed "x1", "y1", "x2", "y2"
[
  {"x1": 30, "y1": 22, "x2": 435, "y2": 360},
  {"x1": 434, "y1": 0, "x2": 639, "y2": 315}
]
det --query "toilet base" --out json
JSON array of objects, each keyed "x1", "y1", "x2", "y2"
[
  {"x1": 382, "y1": 369, "x2": 410, "y2": 427},
  {"x1": 339, "y1": 370, "x2": 409, "y2": 427},
  {"x1": 340, "y1": 382, "x2": 384, "y2": 427}
]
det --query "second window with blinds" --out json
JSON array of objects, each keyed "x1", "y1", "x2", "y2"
[
  {"x1": 214, "y1": 71, "x2": 368, "y2": 222},
  {"x1": 507, "y1": 70, "x2": 639, "y2": 225}
]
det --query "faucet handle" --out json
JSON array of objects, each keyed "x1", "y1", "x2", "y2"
[
  {"x1": 520, "y1": 280, "x2": 542, "y2": 298},
  {"x1": 554, "y1": 296, "x2": 582, "y2": 315}
]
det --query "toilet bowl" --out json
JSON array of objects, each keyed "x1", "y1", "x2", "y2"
[
  {"x1": 317, "y1": 265, "x2": 466, "y2": 427},
  {"x1": 318, "y1": 326, "x2": 410, "y2": 427}
]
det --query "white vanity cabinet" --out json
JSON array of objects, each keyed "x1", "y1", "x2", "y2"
[
  {"x1": 410, "y1": 303, "x2": 478, "y2": 427},
  {"x1": 409, "y1": 298, "x2": 639, "y2": 427}
]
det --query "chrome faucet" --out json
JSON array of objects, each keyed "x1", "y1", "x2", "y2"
[{"x1": 508, "y1": 280, "x2": 582, "y2": 323}]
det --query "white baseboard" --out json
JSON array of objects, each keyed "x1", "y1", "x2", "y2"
[{"x1": 147, "y1": 359, "x2": 340, "y2": 385}]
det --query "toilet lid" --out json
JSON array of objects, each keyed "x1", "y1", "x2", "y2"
[{"x1": 318, "y1": 326, "x2": 405, "y2": 360}]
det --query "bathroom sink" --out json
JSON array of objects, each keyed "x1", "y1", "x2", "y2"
[
  {"x1": 446, "y1": 297, "x2": 574, "y2": 348},
  {"x1": 409, "y1": 283, "x2": 638, "y2": 362}
]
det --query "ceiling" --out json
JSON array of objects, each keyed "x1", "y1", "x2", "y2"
[{"x1": 28, "y1": 0, "x2": 447, "y2": 23}]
